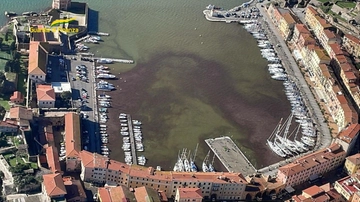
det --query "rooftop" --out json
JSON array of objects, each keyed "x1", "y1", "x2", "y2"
[
  {"x1": 45, "y1": 145, "x2": 62, "y2": 174},
  {"x1": 8, "y1": 107, "x2": 33, "y2": 120},
  {"x1": 36, "y1": 84, "x2": 56, "y2": 101},
  {"x1": 323, "y1": 29, "x2": 337, "y2": 39},
  {"x1": 345, "y1": 34, "x2": 360, "y2": 45},
  {"x1": 337, "y1": 124, "x2": 360, "y2": 144},
  {"x1": 295, "y1": 23, "x2": 310, "y2": 34},
  {"x1": 346, "y1": 153, "x2": 360, "y2": 165},
  {"x1": 177, "y1": 188, "x2": 203, "y2": 199},
  {"x1": 65, "y1": 113, "x2": 81, "y2": 157},
  {"x1": 336, "y1": 175, "x2": 360, "y2": 196},
  {"x1": 51, "y1": 82, "x2": 72, "y2": 93},
  {"x1": 10, "y1": 91, "x2": 23, "y2": 101},
  {"x1": 283, "y1": 12, "x2": 296, "y2": 24},
  {"x1": 134, "y1": 186, "x2": 161, "y2": 202},
  {"x1": 28, "y1": 41, "x2": 48, "y2": 75},
  {"x1": 278, "y1": 143, "x2": 345, "y2": 177},
  {"x1": 43, "y1": 173, "x2": 67, "y2": 197}
]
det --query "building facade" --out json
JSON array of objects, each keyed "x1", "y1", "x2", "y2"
[
  {"x1": 277, "y1": 143, "x2": 346, "y2": 187},
  {"x1": 344, "y1": 153, "x2": 360, "y2": 175},
  {"x1": 343, "y1": 34, "x2": 360, "y2": 58},
  {"x1": 36, "y1": 85, "x2": 56, "y2": 108},
  {"x1": 52, "y1": 0, "x2": 71, "y2": 10}
]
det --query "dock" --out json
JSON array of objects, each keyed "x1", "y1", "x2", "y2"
[
  {"x1": 127, "y1": 115, "x2": 137, "y2": 165},
  {"x1": 205, "y1": 136, "x2": 256, "y2": 176},
  {"x1": 93, "y1": 57, "x2": 134, "y2": 64},
  {"x1": 74, "y1": 35, "x2": 90, "y2": 44}
]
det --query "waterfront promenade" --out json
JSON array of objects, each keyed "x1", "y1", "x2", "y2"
[
  {"x1": 205, "y1": 136, "x2": 256, "y2": 176},
  {"x1": 256, "y1": 4, "x2": 332, "y2": 150}
]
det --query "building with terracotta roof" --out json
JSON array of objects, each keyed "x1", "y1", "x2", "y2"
[
  {"x1": 52, "y1": 0, "x2": 71, "y2": 10},
  {"x1": 303, "y1": 46, "x2": 330, "y2": 81},
  {"x1": 9, "y1": 91, "x2": 24, "y2": 105},
  {"x1": 305, "y1": 7, "x2": 332, "y2": 46},
  {"x1": 277, "y1": 143, "x2": 346, "y2": 187},
  {"x1": 65, "y1": 112, "x2": 82, "y2": 172},
  {"x1": 291, "y1": 184, "x2": 343, "y2": 202},
  {"x1": 0, "y1": 121, "x2": 18, "y2": 133},
  {"x1": 28, "y1": 41, "x2": 48, "y2": 83},
  {"x1": 279, "y1": 12, "x2": 296, "y2": 41},
  {"x1": 98, "y1": 186, "x2": 136, "y2": 202},
  {"x1": 334, "y1": 174, "x2": 360, "y2": 201},
  {"x1": 344, "y1": 153, "x2": 360, "y2": 175},
  {"x1": 45, "y1": 145, "x2": 62, "y2": 174},
  {"x1": 175, "y1": 188, "x2": 203, "y2": 202},
  {"x1": 6, "y1": 106, "x2": 33, "y2": 130},
  {"x1": 351, "y1": 191, "x2": 360, "y2": 202},
  {"x1": 36, "y1": 84, "x2": 56, "y2": 108},
  {"x1": 318, "y1": 29, "x2": 341, "y2": 57},
  {"x1": 134, "y1": 186, "x2": 165, "y2": 202},
  {"x1": 63, "y1": 176, "x2": 87, "y2": 202},
  {"x1": 343, "y1": 34, "x2": 360, "y2": 58},
  {"x1": 42, "y1": 173, "x2": 67, "y2": 201},
  {"x1": 334, "y1": 124, "x2": 360, "y2": 156},
  {"x1": 291, "y1": 24, "x2": 310, "y2": 43},
  {"x1": 78, "y1": 150, "x2": 248, "y2": 200}
]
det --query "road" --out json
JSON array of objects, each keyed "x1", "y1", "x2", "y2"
[
  {"x1": 256, "y1": 4, "x2": 331, "y2": 152},
  {"x1": 66, "y1": 55, "x2": 99, "y2": 154}
]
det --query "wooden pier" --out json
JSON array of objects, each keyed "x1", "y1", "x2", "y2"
[
  {"x1": 93, "y1": 57, "x2": 134, "y2": 64},
  {"x1": 205, "y1": 136, "x2": 256, "y2": 176},
  {"x1": 127, "y1": 115, "x2": 137, "y2": 165},
  {"x1": 74, "y1": 35, "x2": 90, "y2": 44}
]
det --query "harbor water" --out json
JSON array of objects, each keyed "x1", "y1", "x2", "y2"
[{"x1": 0, "y1": 0, "x2": 292, "y2": 170}]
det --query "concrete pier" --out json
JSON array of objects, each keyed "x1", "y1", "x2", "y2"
[
  {"x1": 205, "y1": 136, "x2": 256, "y2": 176},
  {"x1": 127, "y1": 115, "x2": 137, "y2": 165},
  {"x1": 93, "y1": 57, "x2": 134, "y2": 64}
]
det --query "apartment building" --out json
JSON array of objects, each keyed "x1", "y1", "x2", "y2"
[
  {"x1": 277, "y1": 143, "x2": 346, "y2": 187},
  {"x1": 343, "y1": 34, "x2": 360, "y2": 58},
  {"x1": 334, "y1": 124, "x2": 360, "y2": 156},
  {"x1": 292, "y1": 24, "x2": 317, "y2": 57},
  {"x1": 334, "y1": 174, "x2": 360, "y2": 201},
  {"x1": 52, "y1": 0, "x2": 71, "y2": 10},
  {"x1": 303, "y1": 46, "x2": 330, "y2": 79},
  {"x1": 328, "y1": 43, "x2": 344, "y2": 59},
  {"x1": 279, "y1": 12, "x2": 296, "y2": 41},
  {"x1": 344, "y1": 153, "x2": 360, "y2": 175},
  {"x1": 305, "y1": 8, "x2": 332, "y2": 40},
  {"x1": 175, "y1": 188, "x2": 203, "y2": 202},
  {"x1": 64, "y1": 112, "x2": 81, "y2": 172},
  {"x1": 78, "y1": 150, "x2": 247, "y2": 200},
  {"x1": 28, "y1": 41, "x2": 48, "y2": 83},
  {"x1": 318, "y1": 30, "x2": 341, "y2": 56}
]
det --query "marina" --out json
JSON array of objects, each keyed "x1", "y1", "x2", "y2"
[{"x1": 205, "y1": 136, "x2": 256, "y2": 176}]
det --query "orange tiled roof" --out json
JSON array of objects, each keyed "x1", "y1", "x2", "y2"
[
  {"x1": 329, "y1": 43, "x2": 343, "y2": 55},
  {"x1": 324, "y1": 29, "x2": 337, "y2": 39},
  {"x1": 295, "y1": 24, "x2": 310, "y2": 34},
  {"x1": 345, "y1": 34, "x2": 360, "y2": 45},
  {"x1": 134, "y1": 186, "x2": 161, "y2": 202},
  {"x1": 98, "y1": 186, "x2": 128, "y2": 202},
  {"x1": 28, "y1": 41, "x2": 47, "y2": 75},
  {"x1": 10, "y1": 91, "x2": 23, "y2": 101},
  {"x1": 278, "y1": 143, "x2": 345, "y2": 177},
  {"x1": 65, "y1": 113, "x2": 81, "y2": 157},
  {"x1": 303, "y1": 185, "x2": 325, "y2": 197},
  {"x1": 282, "y1": 12, "x2": 296, "y2": 25},
  {"x1": 8, "y1": 107, "x2": 33, "y2": 120},
  {"x1": 43, "y1": 173, "x2": 67, "y2": 197},
  {"x1": 177, "y1": 188, "x2": 203, "y2": 199},
  {"x1": 36, "y1": 85, "x2": 55, "y2": 101},
  {"x1": 315, "y1": 16, "x2": 331, "y2": 28},
  {"x1": 337, "y1": 124, "x2": 360, "y2": 143},
  {"x1": 346, "y1": 153, "x2": 360, "y2": 166},
  {"x1": 0, "y1": 121, "x2": 18, "y2": 128},
  {"x1": 79, "y1": 150, "x2": 110, "y2": 169},
  {"x1": 340, "y1": 63, "x2": 354, "y2": 72},
  {"x1": 307, "y1": 6, "x2": 319, "y2": 16},
  {"x1": 345, "y1": 71, "x2": 357, "y2": 80},
  {"x1": 46, "y1": 146, "x2": 61, "y2": 173}
]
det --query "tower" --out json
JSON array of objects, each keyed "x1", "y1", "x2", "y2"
[{"x1": 52, "y1": 0, "x2": 71, "y2": 11}]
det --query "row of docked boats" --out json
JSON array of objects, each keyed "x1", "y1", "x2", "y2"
[
  {"x1": 100, "y1": 124, "x2": 110, "y2": 157},
  {"x1": 98, "y1": 94, "x2": 110, "y2": 123},
  {"x1": 202, "y1": 151, "x2": 216, "y2": 172},
  {"x1": 243, "y1": 22, "x2": 287, "y2": 81},
  {"x1": 119, "y1": 113, "x2": 146, "y2": 165},
  {"x1": 95, "y1": 65, "x2": 117, "y2": 79},
  {"x1": 96, "y1": 80, "x2": 115, "y2": 92},
  {"x1": 75, "y1": 43, "x2": 89, "y2": 52},
  {"x1": 84, "y1": 35, "x2": 102, "y2": 44},
  {"x1": 174, "y1": 148, "x2": 198, "y2": 172}
]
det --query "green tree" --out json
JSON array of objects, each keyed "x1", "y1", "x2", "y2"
[
  {"x1": 60, "y1": 91, "x2": 72, "y2": 100},
  {"x1": 0, "y1": 37, "x2": 3, "y2": 48},
  {"x1": 10, "y1": 42, "x2": 16, "y2": 51},
  {"x1": 4, "y1": 32, "x2": 8, "y2": 41}
]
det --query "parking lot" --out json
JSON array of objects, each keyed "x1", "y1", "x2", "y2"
[{"x1": 67, "y1": 55, "x2": 99, "y2": 153}]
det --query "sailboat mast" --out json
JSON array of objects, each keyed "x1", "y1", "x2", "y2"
[
  {"x1": 193, "y1": 143, "x2": 199, "y2": 162},
  {"x1": 283, "y1": 113, "x2": 293, "y2": 139},
  {"x1": 268, "y1": 118, "x2": 283, "y2": 141},
  {"x1": 211, "y1": 154, "x2": 215, "y2": 165}
]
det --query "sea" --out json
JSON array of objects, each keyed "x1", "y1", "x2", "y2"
[{"x1": 0, "y1": 0, "x2": 292, "y2": 171}]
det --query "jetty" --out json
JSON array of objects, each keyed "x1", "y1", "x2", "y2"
[
  {"x1": 75, "y1": 35, "x2": 90, "y2": 44},
  {"x1": 88, "y1": 31, "x2": 110, "y2": 36},
  {"x1": 93, "y1": 57, "x2": 134, "y2": 64},
  {"x1": 127, "y1": 115, "x2": 137, "y2": 165},
  {"x1": 205, "y1": 136, "x2": 256, "y2": 176}
]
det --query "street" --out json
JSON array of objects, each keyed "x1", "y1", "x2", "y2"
[{"x1": 66, "y1": 55, "x2": 99, "y2": 154}]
